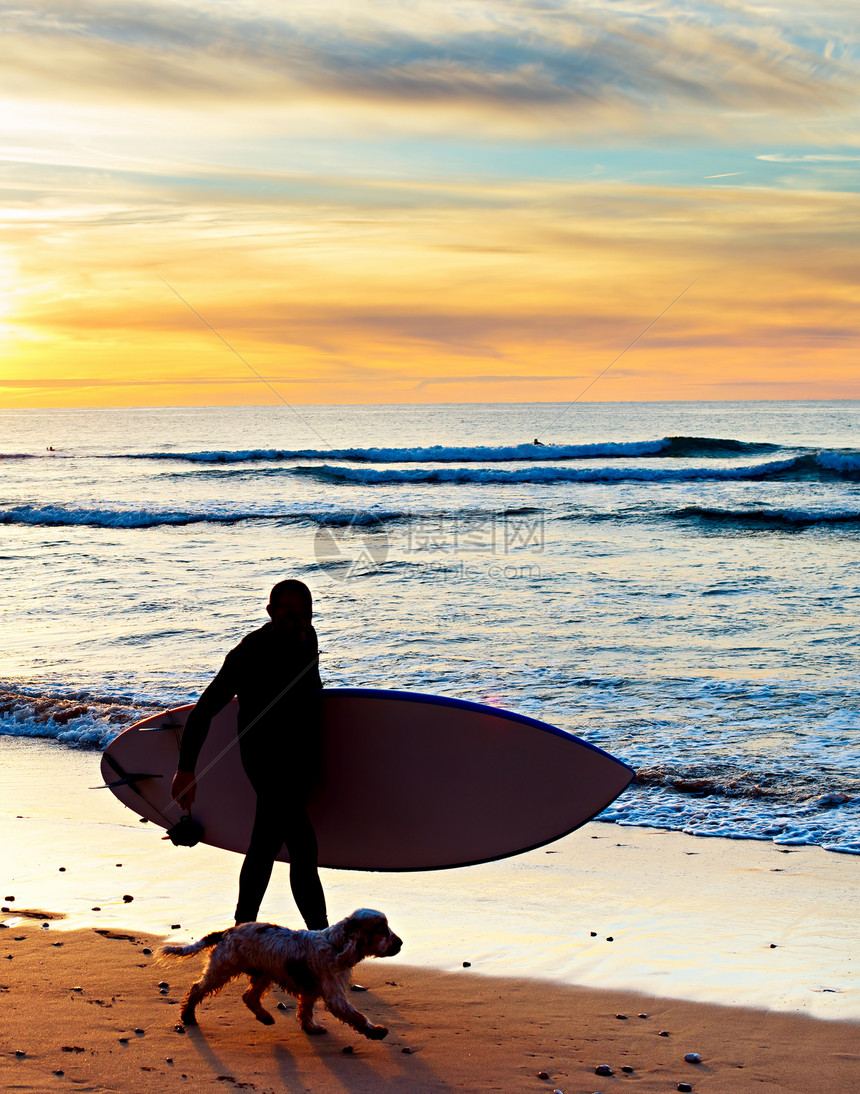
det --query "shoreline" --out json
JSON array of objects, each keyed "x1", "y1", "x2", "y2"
[{"x1": 2, "y1": 736, "x2": 858, "y2": 1024}]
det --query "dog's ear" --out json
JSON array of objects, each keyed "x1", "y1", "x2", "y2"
[{"x1": 333, "y1": 910, "x2": 385, "y2": 968}]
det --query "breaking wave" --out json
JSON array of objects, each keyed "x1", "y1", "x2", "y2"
[
  {"x1": 669, "y1": 505, "x2": 860, "y2": 530},
  {"x1": 0, "y1": 686, "x2": 155, "y2": 749},
  {"x1": 298, "y1": 451, "x2": 859, "y2": 485},
  {"x1": 0, "y1": 504, "x2": 408, "y2": 530},
  {"x1": 84, "y1": 435, "x2": 787, "y2": 464}
]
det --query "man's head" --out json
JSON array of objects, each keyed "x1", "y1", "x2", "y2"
[{"x1": 267, "y1": 579, "x2": 313, "y2": 636}]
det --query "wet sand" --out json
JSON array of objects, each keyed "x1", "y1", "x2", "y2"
[
  {"x1": 1, "y1": 736, "x2": 858, "y2": 1090},
  {"x1": 2, "y1": 923, "x2": 858, "y2": 1093}
]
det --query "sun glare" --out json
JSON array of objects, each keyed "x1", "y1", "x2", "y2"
[{"x1": 0, "y1": 250, "x2": 18, "y2": 344}]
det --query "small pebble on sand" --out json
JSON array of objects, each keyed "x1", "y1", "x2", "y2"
[
  {"x1": 463, "y1": 961, "x2": 471, "y2": 967},
  {"x1": 91, "y1": 907, "x2": 101, "y2": 912},
  {"x1": 621, "y1": 1065, "x2": 634, "y2": 1073},
  {"x1": 402, "y1": 1046, "x2": 415, "y2": 1054},
  {"x1": 605, "y1": 936, "x2": 614, "y2": 942},
  {"x1": 123, "y1": 895, "x2": 134, "y2": 903},
  {"x1": 142, "y1": 948, "x2": 152, "y2": 956},
  {"x1": 342, "y1": 1045, "x2": 354, "y2": 1054},
  {"x1": 615, "y1": 1013, "x2": 627, "y2": 1020},
  {"x1": 277, "y1": 1001, "x2": 288, "y2": 1010},
  {"x1": 590, "y1": 931, "x2": 597, "y2": 937},
  {"x1": 174, "y1": 1025, "x2": 186, "y2": 1034},
  {"x1": 538, "y1": 1071, "x2": 549, "y2": 1079},
  {"x1": 595, "y1": 1065, "x2": 613, "y2": 1076},
  {"x1": 118, "y1": 1038, "x2": 129, "y2": 1044},
  {"x1": 158, "y1": 982, "x2": 169, "y2": 989},
  {"x1": 659, "y1": 1030, "x2": 671, "y2": 1036},
  {"x1": 54, "y1": 1070, "x2": 64, "y2": 1076},
  {"x1": 15, "y1": 1049, "x2": 26, "y2": 1057},
  {"x1": 171, "y1": 924, "x2": 181, "y2": 930},
  {"x1": 638, "y1": 1013, "x2": 648, "y2": 1019},
  {"x1": 59, "y1": 867, "x2": 66, "y2": 872},
  {"x1": 678, "y1": 1084, "x2": 693, "y2": 1093},
  {"x1": 684, "y1": 1053, "x2": 702, "y2": 1063},
  {"x1": 4, "y1": 896, "x2": 14, "y2": 902}
]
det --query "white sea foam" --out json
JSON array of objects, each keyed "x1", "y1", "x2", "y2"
[
  {"x1": 816, "y1": 448, "x2": 860, "y2": 472},
  {"x1": 0, "y1": 688, "x2": 150, "y2": 748}
]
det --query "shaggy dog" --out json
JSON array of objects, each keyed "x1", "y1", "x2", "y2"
[{"x1": 161, "y1": 909, "x2": 402, "y2": 1039}]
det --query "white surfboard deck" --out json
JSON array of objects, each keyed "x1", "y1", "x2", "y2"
[{"x1": 101, "y1": 688, "x2": 634, "y2": 871}]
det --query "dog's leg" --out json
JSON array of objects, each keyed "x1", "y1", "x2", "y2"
[
  {"x1": 297, "y1": 992, "x2": 326, "y2": 1035},
  {"x1": 180, "y1": 963, "x2": 235, "y2": 1025},
  {"x1": 325, "y1": 992, "x2": 389, "y2": 1040},
  {"x1": 242, "y1": 975, "x2": 275, "y2": 1025}
]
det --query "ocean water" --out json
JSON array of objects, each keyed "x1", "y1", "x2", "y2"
[{"x1": 1, "y1": 400, "x2": 858, "y2": 854}]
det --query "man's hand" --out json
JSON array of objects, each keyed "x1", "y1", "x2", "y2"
[{"x1": 171, "y1": 769, "x2": 197, "y2": 811}]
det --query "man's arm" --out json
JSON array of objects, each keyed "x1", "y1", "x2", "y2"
[{"x1": 171, "y1": 651, "x2": 240, "y2": 810}]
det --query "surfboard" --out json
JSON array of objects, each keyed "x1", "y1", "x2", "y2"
[{"x1": 100, "y1": 689, "x2": 634, "y2": 871}]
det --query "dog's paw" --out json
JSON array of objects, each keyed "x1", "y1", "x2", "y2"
[
  {"x1": 301, "y1": 1023, "x2": 327, "y2": 1036},
  {"x1": 364, "y1": 1024, "x2": 389, "y2": 1040},
  {"x1": 255, "y1": 1011, "x2": 275, "y2": 1026},
  {"x1": 180, "y1": 1011, "x2": 198, "y2": 1026}
]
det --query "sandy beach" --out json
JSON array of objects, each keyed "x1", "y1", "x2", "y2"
[
  {"x1": 2, "y1": 736, "x2": 858, "y2": 1091},
  {"x1": 4, "y1": 925, "x2": 858, "y2": 1093}
]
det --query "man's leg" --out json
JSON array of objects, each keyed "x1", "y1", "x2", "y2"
[
  {"x1": 284, "y1": 807, "x2": 328, "y2": 930},
  {"x1": 236, "y1": 796, "x2": 327, "y2": 930},
  {"x1": 235, "y1": 796, "x2": 284, "y2": 924}
]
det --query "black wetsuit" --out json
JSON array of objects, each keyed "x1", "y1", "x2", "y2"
[{"x1": 177, "y1": 622, "x2": 327, "y2": 928}]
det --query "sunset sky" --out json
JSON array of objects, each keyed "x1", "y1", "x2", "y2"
[{"x1": 1, "y1": 0, "x2": 858, "y2": 407}]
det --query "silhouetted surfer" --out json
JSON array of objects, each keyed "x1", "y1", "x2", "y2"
[
  {"x1": 171, "y1": 580, "x2": 328, "y2": 929},
  {"x1": 532, "y1": 438, "x2": 546, "y2": 446}
]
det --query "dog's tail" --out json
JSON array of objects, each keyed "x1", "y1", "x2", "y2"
[{"x1": 161, "y1": 930, "x2": 225, "y2": 959}]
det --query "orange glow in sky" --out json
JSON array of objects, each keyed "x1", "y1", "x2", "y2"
[{"x1": 2, "y1": 2, "x2": 858, "y2": 407}]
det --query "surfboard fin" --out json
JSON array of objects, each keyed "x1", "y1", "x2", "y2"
[
  {"x1": 91, "y1": 773, "x2": 162, "y2": 790},
  {"x1": 94, "y1": 752, "x2": 163, "y2": 791}
]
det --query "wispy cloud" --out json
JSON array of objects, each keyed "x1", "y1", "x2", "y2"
[
  {"x1": 2, "y1": 1, "x2": 858, "y2": 141},
  {"x1": 758, "y1": 153, "x2": 860, "y2": 162},
  {"x1": 2, "y1": 1, "x2": 859, "y2": 406}
]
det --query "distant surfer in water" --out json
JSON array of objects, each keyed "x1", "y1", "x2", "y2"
[
  {"x1": 532, "y1": 438, "x2": 546, "y2": 446},
  {"x1": 171, "y1": 580, "x2": 328, "y2": 930}
]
